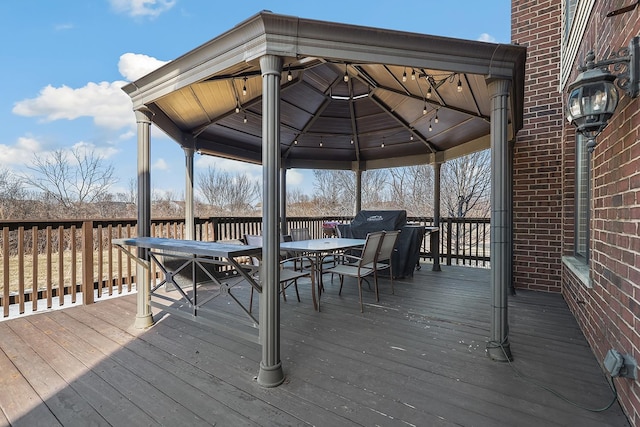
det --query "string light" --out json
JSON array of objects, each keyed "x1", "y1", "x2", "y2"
[
  {"x1": 320, "y1": 136, "x2": 323, "y2": 147},
  {"x1": 411, "y1": 69, "x2": 416, "y2": 80},
  {"x1": 294, "y1": 139, "x2": 298, "y2": 145},
  {"x1": 402, "y1": 67, "x2": 407, "y2": 82},
  {"x1": 434, "y1": 110, "x2": 439, "y2": 124},
  {"x1": 243, "y1": 114, "x2": 247, "y2": 123},
  {"x1": 410, "y1": 132, "x2": 414, "y2": 141},
  {"x1": 427, "y1": 86, "x2": 432, "y2": 99},
  {"x1": 429, "y1": 120, "x2": 433, "y2": 132},
  {"x1": 235, "y1": 102, "x2": 240, "y2": 114},
  {"x1": 350, "y1": 138, "x2": 354, "y2": 145},
  {"x1": 381, "y1": 137, "x2": 385, "y2": 148},
  {"x1": 242, "y1": 77, "x2": 247, "y2": 96},
  {"x1": 457, "y1": 75, "x2": 463, "y2": 92},
  {"x1": 343, "y1": 64, "x2": 349, "y2": 82},
  {"x1": 287, "y1": 65, "x2": 292, "y2": 82},
  {"x1": 423, "y1": 102, "x2": 427, "y2": 115}
]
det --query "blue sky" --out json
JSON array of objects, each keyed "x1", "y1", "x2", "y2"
[{"x1": 0, "y1": 1, "x2": 511, "y2": 198}]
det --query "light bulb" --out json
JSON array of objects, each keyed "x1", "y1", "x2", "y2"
[
  {"x1": 410, "y1": 134, "x2": 414, "y2": 141},
  {"x1": 235, "y1": 105, "x2": 240, "y2": 113},
  {"x1": 423, "y1": 105, "x2": 427, "y2": 115},
  {"x1": 429, "y1": 122, "x2": 433, "y2": 132},
  {"x1": 320, "y1": 141, "x2": 323, "y2": 147},
  {"x1": 287, "y1": 69, "x2": 292, "y2": 81},
  {"x1": 427, "y1": 87, "x2": 432, "y2": 99},
  {"x1": 381, "y1": 142, "x2": 385, "y2": 148},
  {"x1": 457, "y1": 78, "x2": 462, "y2": 92},
  {"x1": 294, "y1": 139, "x2": 298, "y2": 145},
  {"x1": 243, "y1": 114, "x2": 247, "y2": 123},
  {"x1": 435, "y1": 112, "x2": 439, "y2": 124},
  {"x1": 402, "y1": 69, "x2": 407, "y2": 82},
  {"x1": 411, "y1": 69, "x2": 416, "y2": 80},
  {"x1": 350, "y1": 138, "x2": 354, "y2": 145},
  {"x1": 242, "y1": 78, "x2": 247, "y2": 96}
]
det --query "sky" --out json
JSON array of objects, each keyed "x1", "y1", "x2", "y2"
[{"x1": 0, "y1": 0, "x2": 511, "y2": 199}]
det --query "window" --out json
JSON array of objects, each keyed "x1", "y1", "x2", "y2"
[
  {"x1": 564, "y1": 0, "x2": 577, "y2": 40},
  {"x1": 575, "y1": 134, "x2": 590, "y2": 261}
]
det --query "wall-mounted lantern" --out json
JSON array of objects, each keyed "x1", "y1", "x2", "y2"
[{"x1": 566, "y1": 36, "x2": 639, "y2": 152}]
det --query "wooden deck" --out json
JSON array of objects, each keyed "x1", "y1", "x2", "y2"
[{"x1": 0, "y1": 265, "x2": 629, "y2": 426}]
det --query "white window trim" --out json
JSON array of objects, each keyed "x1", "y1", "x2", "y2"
[
  {"x1": 560, "y1": 0, "x2": 596, "y2": 90},
  {"x1": 563, "y1": 255, "x2": 592, "y2": 288}
]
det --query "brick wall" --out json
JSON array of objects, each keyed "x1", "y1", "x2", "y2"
[
  {"x1": 565, "y1": 1, "x2": 640, "y2": 423},
  {"x1": 513, "y1": 0, "x2": 640, "y2": 423},
  {"x1": 511, "y1": 0, "x2": 564, "y2": 292}
]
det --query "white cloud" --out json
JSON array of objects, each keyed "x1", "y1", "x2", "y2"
[
  {"x1": 12, "y1": 81, "x2": 134, "y2": 130},
  {"x1": 0, "y1": 137, "x2": 42, "y2": 167},
  {"x1": 11, "y1": 53, "x2": 169, "y2": 133},
  {"x1": 118, "y1": 53, "x2": 169, "y2": 81},
  {"x1": 109, "y1": 0, "x2": 176, "y2": 18},
  {"x1": 478, "y1": 33, "x2": 497, "y2": 43},
  {"x1": 153, "y1": 158, "x2": 170, "y2": 171},
  {"x1": 54, "y1": 23, "x2": 74, "y2": 31},
  {"x1": 72, "y1": 141, "x2": 120, "y2": 160},
  {"x1": 286, "y1": 169, "x2": 304, "y2": 186}
]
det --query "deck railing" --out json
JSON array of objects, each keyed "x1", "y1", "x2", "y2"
[{"x1": 0, "y1": 216, "x2": 489, "y2": 317}]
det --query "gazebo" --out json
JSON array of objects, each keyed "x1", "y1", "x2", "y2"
[{"x1": 122, "y1": 11, "x2": 526, "y2": 386}]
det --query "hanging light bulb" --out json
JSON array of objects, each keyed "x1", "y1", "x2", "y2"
[
  {"x1": 243, "y1": 114, "x2": 247, "y2": 123},
  {"x1": 423, "y1": 103, "x2": 427, "y2": 115},
  {"x1": 294, "y1": 139, "x2": 298, "y2": 145},
  {"x1": 343, "y1": 65, "x2": 349, "y2": 82},
  {"x1": 235, "y1": 103, "x2": 240, "y2": 114},
  {"x1": 320, "y1": 141, "x2": 323, "y2": 147},
  {"x1": 429, "y1": 121, "x2": 433, "y2": 132},
  {"x1": 411, "y1": 69, "x2": 416, "y2": 80},
  {"x1": 242, "y1": 77, "x2": 247, "y2": 96},
  {"x1": 434, "y1": 110, "x2": 439, "y2": 124},
  {"x1": 402, "y1": 68, "x2": 407, "y2": 82},
  {"x1": 287, "y1": 65, "x2": 292, "y2": 82},
  {"x1": 381, "y1": 142, "x2": 385, "y2": 148},
  {"x1": 427, "y1": 86, "x2": 432, "y2": 99},
  {"x1": 457, "y1": 75, "x2": 462, "y2": 92},
  {"x1": 350, "y1": 138, "x2": 354, "y2": 145},
  {"x1": 410, "y1": 133, "x2": 414, "y2": 141}
]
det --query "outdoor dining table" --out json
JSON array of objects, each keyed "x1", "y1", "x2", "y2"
[
  {"x1": 280, "y1": 237, "x2": 365, "y2": 311},
  {"x1": 112, "y1": 236, "x2": 262, "y2": 343}
]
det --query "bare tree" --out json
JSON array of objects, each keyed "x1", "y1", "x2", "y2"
[
  {"x1": 0, "y1": 168, "x2": 26, "y2": 219},
  {"x1": 441, "y1": 150, "x2": 491, "y2": 218},
  {"x1": 387, "y1": 165, "x2": 432, "y2": 216},
  {"x1": 198, "y1": 167, "x2": 260, "y2": 214},
  {"x1": 23, "y1": 148, "x2": 116, "y2": 216}
]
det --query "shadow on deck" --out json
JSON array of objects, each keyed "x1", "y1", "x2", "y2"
[{"x1": 0, "y1": 265, "x2": 629, "y2": 426}]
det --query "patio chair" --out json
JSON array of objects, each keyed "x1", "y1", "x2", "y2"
[
  {"x1": 289, "y1": 227, "x2": 312, "y2": 271},
  {"x1": 324, "y1": 231, "x2": 385, "y2": 312},
  {"x1": 244, "y1": 234, "x2": 315, "y2": 312},
  {"x1": 371, "y1": 230, "x2": 401, "y2": 294}
]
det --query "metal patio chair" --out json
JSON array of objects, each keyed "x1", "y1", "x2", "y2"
[{"x1": 325, "y1": 231, "x2": 385, "y2": 312}]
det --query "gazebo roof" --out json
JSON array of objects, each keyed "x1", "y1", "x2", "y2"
[{"x1": 122, "y1": 11, "x2": 526, "y2": 171}]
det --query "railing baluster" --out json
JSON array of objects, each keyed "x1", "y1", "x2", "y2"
[
  {"x1": 3, "y1": 227, "x2": 9, "y2": 317},
  {"x1": 32, "y1": 227, "x2": 38, "y2": 312},
  {"x1": 58, "y1": 226, "x2": 64, "y2": 306},
  {"x1": 71, "y1": 226, "x2": 77, "y2": 303}
]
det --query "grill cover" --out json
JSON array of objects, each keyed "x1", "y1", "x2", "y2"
[
  {"x1": 348, "y1": 210, "x2": 407, "y2": 238},
  {"x1": 338, "y1": 210, "x2": 424, "y2": 278}
]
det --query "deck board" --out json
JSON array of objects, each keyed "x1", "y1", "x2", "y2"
[{"x1": 0, "y1": 265, "x2": 630, "y2": 426}]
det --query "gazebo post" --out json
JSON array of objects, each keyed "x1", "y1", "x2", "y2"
[
  {"x1": 280, "y1": 167, "x2": 287, "y2": 235},
  {"x1": 184, "y1": 146, "x2": 195, "y2": 240},
  {"x1": 134, "y1": 107, "x2": 154, "y2": 329},
  {"x1": 257, "y1": 54, "x2": 285, "y2": 387},
  {"x1": 486, "y1": 78, "x2": 513, "y2": 361},
  {"x1": 432, "y1": 160, "x2": 442, "y2": 272},
  {"x1": 354, "y1": 169, "x2": 362, "y2": 215}
]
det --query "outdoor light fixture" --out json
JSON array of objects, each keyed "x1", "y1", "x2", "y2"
[
  {"x1": 427, "y1": 86, "x2": 432, "y2": 99},
  {"x1": 457, "y1": 75, "x2": 462, "y2": 92},
  {"x1": 402, "y1": 68, "x2": 407, "y2": 82},
  {"x1": 343, "y1": 64, "x2": 349, "y2": 82},
  {"x1": 411, "y1": 69, "x2": 416, "y2": 80},
  {"x1": 567, "y1": 36, "x2": 640, "y2": 152},
  {"x1": 287, "y1": 65, "x2": 292, "y2": 81},
  {"x1": 242, "y1": 77, "x2": 247, "y2": 96}
]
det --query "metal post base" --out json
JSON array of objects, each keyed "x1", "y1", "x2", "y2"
[
  {"x1": 134, "y1": 314, "x2": 154, "y2": 329},
  {"x1": 487, "y1": 340, "x2": 513, "y2": 362},
  {"x1": 257, "y1": 362, "x2": 285, "y2": 387}
]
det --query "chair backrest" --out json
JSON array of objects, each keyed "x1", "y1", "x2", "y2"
[
  {"x1": 378, "y1": 230, "x2": 401, "y2": 262},
  {"x1": 244, "y1": 234, "x2": 263, "y2": 266},
  {"x1": 359, "y1": 231, "x2": 385, "y2": 267},
  {"x1": 290, "y1": 227, "x2": 311, "y2": 241}
]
